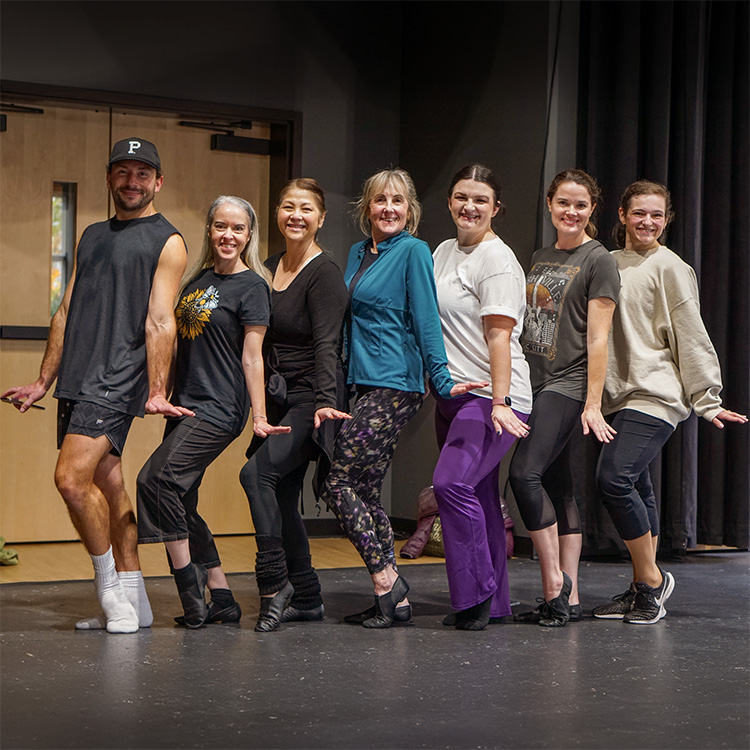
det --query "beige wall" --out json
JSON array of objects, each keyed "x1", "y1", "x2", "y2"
[{"x1": 1, "y1": 102, "x2": 271, "y2": 542}]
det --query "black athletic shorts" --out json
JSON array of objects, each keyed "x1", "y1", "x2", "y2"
[{"x1": 56, "y1": 398, "x2": 135, "y2": 457}]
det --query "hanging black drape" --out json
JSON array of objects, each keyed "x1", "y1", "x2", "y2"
[{"x1": 574, "y1": 0, "x2": 749, "y2": 553}]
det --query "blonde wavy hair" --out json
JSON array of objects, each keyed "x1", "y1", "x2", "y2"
[{"x1": 353, "y1": 168, "x2": 422, "y2": 237}]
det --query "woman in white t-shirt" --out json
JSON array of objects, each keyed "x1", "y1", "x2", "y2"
[{"x1": 432, "y1": 163, "x2": 532, "y2": 630}]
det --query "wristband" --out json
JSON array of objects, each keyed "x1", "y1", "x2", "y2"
[
  {"x1": 252, "y1": 415, "x2": 267, "y2": 421},
  {"x1": 491, "y1": 396, "x2": 512, "y2": 407}
]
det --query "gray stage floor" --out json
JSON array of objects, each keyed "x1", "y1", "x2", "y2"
[{"x1": 1, "y1": 554, "x2": 748, "y2": 750}]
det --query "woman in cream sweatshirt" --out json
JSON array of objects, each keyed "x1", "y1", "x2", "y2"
[{"x1": 594, "y1": 180, "x2": 746, "y2": 625}]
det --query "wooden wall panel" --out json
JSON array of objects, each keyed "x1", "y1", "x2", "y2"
[
  {"x1": 0, "y1": 105, "x2": 110, "y2": 325},
  {"x1": 0, "y1": 341, "x2": 77, "y2": 541}
]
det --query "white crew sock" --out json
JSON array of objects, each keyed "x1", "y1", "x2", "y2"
[
  {"x1": 76, "y1": 571, "x2": 153, "y2": 630},
  {"x1": 88, "y1": 547, "x2": 138, "y2": 634},
  {"x1": 117, "y1": 571, "x2": 153, "y2": 628}
]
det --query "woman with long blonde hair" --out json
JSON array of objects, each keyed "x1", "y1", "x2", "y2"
[{"x1": 137, "y1": 195, "x2": 288, "y2": 628}]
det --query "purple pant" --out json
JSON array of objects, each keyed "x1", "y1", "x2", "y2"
[{"x1": 432, "y1": 392, "x2": 528, "y2": 617}]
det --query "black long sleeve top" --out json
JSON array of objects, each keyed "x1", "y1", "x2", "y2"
[{"x1": 265, "y1": 252, "x2": 348, "y2": 411}]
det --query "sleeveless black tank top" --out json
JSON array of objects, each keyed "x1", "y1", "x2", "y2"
[{"x1": 55, "y1": 213, "x2": 183, "y2": 416}]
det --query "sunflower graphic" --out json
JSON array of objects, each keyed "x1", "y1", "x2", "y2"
[{"x1": 176, "y1": 285, "x2": 220, "y2": 339}]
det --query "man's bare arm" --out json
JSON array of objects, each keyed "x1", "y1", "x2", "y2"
[{"x1": 144, "y1": 234, "x2": 194, "y2": 417}]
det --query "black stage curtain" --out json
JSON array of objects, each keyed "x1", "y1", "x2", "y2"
[{"x1": 573, "y1": 0, "x2": 749, "y2": 554}]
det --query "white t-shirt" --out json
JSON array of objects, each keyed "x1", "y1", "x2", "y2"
[{"x1": 433, "y1": 236, "x2": 532, "y2": 413}]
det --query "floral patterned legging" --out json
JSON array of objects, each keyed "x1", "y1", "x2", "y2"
[{"x1": 321, "y1": 387, "x2": 424, "y2": 575}]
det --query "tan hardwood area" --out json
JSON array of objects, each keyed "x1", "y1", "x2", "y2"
[{"x1": 0, "y1": 536, "x2": 442, "y2": 584}]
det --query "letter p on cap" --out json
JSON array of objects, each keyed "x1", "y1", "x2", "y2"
[{"x1": 128, "y1": 140, "x2": 141, "y2": 154}]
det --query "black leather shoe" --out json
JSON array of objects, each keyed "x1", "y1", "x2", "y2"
[
  {"x1": 279, "y1": 604, "x2": 324, "y2": 623},
  {"x1": 539, "y1": 572, "x2": 572, "y2": 628},
  {"x1": 254, "y1": 581, "x2": 294, "y2": 632},
  {"x1": 174, "y1": 563, "x2": 208, "y2": 629},
  {"x1": 362, "y1": 577, "x2": 410, "y2": 629},
  {"x1": 176, "y1": 599, "x2": 242, "y2": 626},
  {"x1": 345, "y1": 602, "x2": 411, "y2": 624},
  {"x1": 569, "y1": 603, "x2": 583, "y2": 622},
  {"x1": 514, "y1": 599, "x2": 550, "y2": 623}
]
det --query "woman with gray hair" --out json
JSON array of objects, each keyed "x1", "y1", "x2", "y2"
[
  {"x1": 137, "y1": 195, "x2": 289, "y2": 628},
  {"x1": 320, "y1": 169, "x2": 485, "y2": 629}
]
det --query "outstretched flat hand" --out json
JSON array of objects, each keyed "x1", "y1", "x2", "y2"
[
  {"x1": 253, "y1": 418, "x2": 292, "y2": 438},
  {"x1": 581, "y1": 405, "x2": 617, "y2": 443},
  {"x1": 492, "y1": 406, "x2": 530, "y2": 439},
  {"x1": 1, "y1": 382, "x2": 47, "y2": 413},
  {"x1": 145, "y1": 395, "x2": 195, "y2": 418},
  {"x1": 711, "y1": 409, "x2": 748, "y2": 429},
  {"x1": 449, "y1": 381, "x2": 490, "y2": 397},
  {"x1": 314, "y1": 407, "x2": 352, "y2": 429}
]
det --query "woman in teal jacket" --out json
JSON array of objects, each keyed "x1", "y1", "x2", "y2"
[{"x1": 321, "y1": 168, "x2": 484, "y2": 629}]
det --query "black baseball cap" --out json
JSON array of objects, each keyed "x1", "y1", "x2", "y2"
[{"x1": 108, "y1": 137, "x2": 161, "y2": 172}]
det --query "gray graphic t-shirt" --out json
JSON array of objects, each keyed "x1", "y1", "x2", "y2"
[{"x1": 521, "y1": 240, "x2": 620, "y2": 401}]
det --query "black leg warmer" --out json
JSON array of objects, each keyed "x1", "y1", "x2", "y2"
[
  {"x1": 287, "y1": 556, "x2": 323, "y2": 610},
  {"x1": 255, "y1": 535, "x2": 288, "y2": 596}
]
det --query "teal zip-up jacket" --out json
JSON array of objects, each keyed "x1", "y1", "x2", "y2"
[{"x1": 343, "y1": 231, "x2": 454, "y2": 398}]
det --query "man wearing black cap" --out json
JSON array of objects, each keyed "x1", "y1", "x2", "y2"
[{"x1": 2, "y1": 137, "x2": 192, "y2": 633}]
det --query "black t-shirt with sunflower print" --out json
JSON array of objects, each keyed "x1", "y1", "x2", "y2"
[{"x1": 173, "y1": 267, "x2": 270, "y2": 435}]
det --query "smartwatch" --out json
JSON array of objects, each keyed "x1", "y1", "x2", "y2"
[{"x1": 491, "y1": 396, "x2": 512, "y2": 407}]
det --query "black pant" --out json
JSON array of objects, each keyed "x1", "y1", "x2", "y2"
[
  {"x1": 508, "y1": 390, "x2": 583, "y2": 534},
  {"x1": 596, "y1": 409, "x2": 674, "y2": 540},
  {"x1": 137, "y1": 416, "x2": 236, "y2": 568},
  {"x1": 239, "y1": 389, "x2": 319, "y2": 560}
]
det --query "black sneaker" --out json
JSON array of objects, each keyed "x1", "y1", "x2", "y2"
[
  {"x1": 592, "y1": 585, "x2": 636, "y2": 619},
  {"x1": 624, "y1": 571, "x2": 674, "y2": 625},
  {"x1": 654, "y1": 569, "x2": 675, "y2": 609}
]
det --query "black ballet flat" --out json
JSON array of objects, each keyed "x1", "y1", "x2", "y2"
[
  {"x1": 539, "y1": 572, "x2": 572, "y2": 628},
  {"x1": 345, "y1": 602, "x2": 411, "y2": 625},
  {"x1": 254, "y1": 581, "x2": 294, "y2": 633},
  {"x1": 362, "y1": 576, "x2": 410, "y2": 629},
  {"x1": 443, "y1": 610, "x2": 509, "y2": 627},
  {"x1": 279, "y1": 604, "x2": 325, "y2": 623},
  {"x1": 452, "y1": 595, "x2": 493, "y2": 631}
]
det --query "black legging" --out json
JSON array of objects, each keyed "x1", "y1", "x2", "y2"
[
  {"x1": 508, "y1": 390, "x2": 583, "y2": 534},
  {"x1": 596, "y1": 409, "x2": 674, "y2": 540},
  {"x1": 239, "y1": 388, "x2": 319, "y2": 553}
]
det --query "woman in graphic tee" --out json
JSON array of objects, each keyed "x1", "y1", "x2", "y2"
[
  {"x1": 509, "y1": 170, "x2": 620, "y2": 627},
  {"x1": 137, "y1": 196, "x2": 288, "y2": 628}
]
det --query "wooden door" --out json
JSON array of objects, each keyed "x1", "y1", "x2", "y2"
[{"x1": 1, "y1": 103, "x2": 271, "y2": 542}]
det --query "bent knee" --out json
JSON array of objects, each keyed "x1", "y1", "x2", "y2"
[
  {"x1": 432, "y1": 473, "x2": 462, "y2": 503},
  {"x1": 54, "y1": 466, "x2": 88, "y2": 507},
  {"x1": 239, "y1": 460, "x2": 259, "y2": 494},
  {"x1": 508, "y1": 461, "x2": 535, "y2": 495},
  {"x1": 596, "y1": 460, "x2": 631, "y2": 498}
]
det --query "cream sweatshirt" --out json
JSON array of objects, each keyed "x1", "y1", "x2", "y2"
[{"x1": 603, "y1": 245, "x2": 724, "y2": 427}]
